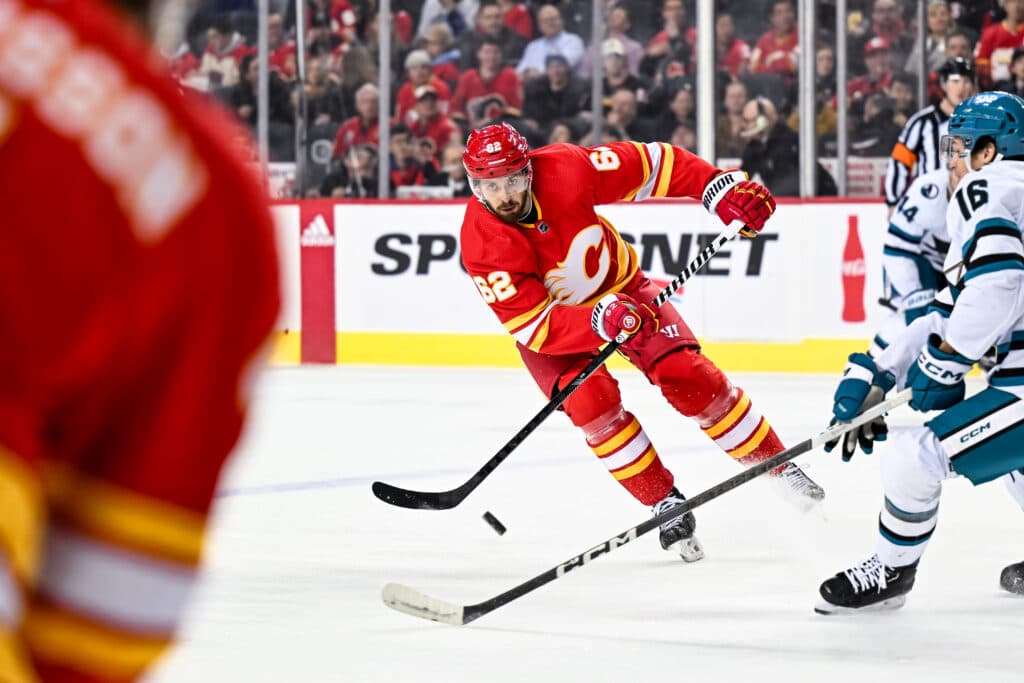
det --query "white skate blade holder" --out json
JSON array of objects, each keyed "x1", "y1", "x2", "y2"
[{"x1": 813, "y1": 594, "x2": 908, "y2": 615}]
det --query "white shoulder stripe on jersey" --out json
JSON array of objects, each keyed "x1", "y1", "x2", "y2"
[
  {"x1": 634, "y1": 143, "x2": 663, "y2": 202},
  {"x1": 0, "y1": 554, "x2": 23, "y2": 629},
  {"x1": 38, "y1": 527, "x2": 195, "y2": 632}
]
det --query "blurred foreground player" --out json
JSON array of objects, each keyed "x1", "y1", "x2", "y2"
[
  {"x1": 0, "y1": 0, "x2": 279, "y2": 680},
  {"x1": 459, "y1": 123, "x2": 825, "y2": 563}
]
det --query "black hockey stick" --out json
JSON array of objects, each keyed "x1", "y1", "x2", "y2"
[
  {"x1": 381, "y1": 388, "x2": 912, "y2": 625},
  {"x1": 372, "y1": 221, "x2": 746, "y2": 510}
]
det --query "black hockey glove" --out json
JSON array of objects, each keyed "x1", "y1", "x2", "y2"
[{"x1": 824, "y1": 353, "x2": 896, "y2": 462}]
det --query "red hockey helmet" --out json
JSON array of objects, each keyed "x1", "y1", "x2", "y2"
[{"x1": 463, "y1": 123, "x2": 531, "y2": 179}]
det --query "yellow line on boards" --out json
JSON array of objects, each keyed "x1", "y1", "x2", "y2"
[{"x1": 328, "y1": 332, "x2": 869, "y2": 373}]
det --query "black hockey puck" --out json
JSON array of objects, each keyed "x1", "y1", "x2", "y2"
[{"x1": 482, "y1": 511, "x2": 507, "y2": 536}]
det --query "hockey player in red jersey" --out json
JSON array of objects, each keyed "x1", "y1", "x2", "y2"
[
  {"x1": 0, "y1": 0, "x2": 279, "y2": 680},
  {"x1": 460, "y1": 123, "x2": 824, "y2": 561}
]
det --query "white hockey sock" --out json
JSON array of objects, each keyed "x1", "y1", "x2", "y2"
[{"x1": 876, "y1": 428, "x2": 949, "y2": 567}]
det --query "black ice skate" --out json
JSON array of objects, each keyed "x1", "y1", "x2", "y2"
[
  {"x1": 652, "y1": 487, "x2": 704, "y2": 562},
  {"x1": 815, "y1": 554, "x2": 917, "y2": 614},
  {"x1": 769, "y1": 462, "x2": 826, "y2": 512},
  {"x1": 999, "y1": 560, "x2": 1024, "y2": 595}
]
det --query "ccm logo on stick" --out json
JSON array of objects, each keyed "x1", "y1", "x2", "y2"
[{"x1": 555, "y1": 530, "x2": 637, "y2": 578}]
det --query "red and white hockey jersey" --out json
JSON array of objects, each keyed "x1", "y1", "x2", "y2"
[{"x1": 460, "y1": 141, "x2": 720, "y2": 356}]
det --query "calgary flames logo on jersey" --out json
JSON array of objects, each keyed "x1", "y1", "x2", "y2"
[{"x1": 544, "y1": 225, "x2": 610, "y2": 304}]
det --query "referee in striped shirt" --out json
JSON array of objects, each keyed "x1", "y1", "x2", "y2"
[{"x1": 884, "y1": 57, "x2": 976, "y2": 213}]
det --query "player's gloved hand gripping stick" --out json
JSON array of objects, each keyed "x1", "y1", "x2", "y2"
[{"x1": 372, "y1": 215, "x2": 747, "y2": 511}]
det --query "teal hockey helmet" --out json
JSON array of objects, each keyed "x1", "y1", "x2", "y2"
[{"x1": 943, "y1": 91, "x2": 1024, "y2": 162}]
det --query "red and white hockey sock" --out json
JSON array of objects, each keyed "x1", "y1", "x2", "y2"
[
  {"x1": 697, "y1": 387, "x2": 787, "y2": 474},
  {"x1": 584, "y1": 409, "x2": 673, "y2": 506}
]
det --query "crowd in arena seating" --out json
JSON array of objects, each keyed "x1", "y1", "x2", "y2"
[{"x1": 164, "y1": 0, "x2": 1018, "y2": 198}]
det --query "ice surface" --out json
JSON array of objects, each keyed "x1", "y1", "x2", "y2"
[{"x1": 146, "y1": 367, "x2": 1024, "y2": 683}]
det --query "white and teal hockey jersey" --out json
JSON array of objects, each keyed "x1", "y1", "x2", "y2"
[
  {"x1": 883, "y1": 168, "x2": 951, "y2": 308},
  {"x1": 877, "y1": 160, "x2": 1024, "y2": 396}
]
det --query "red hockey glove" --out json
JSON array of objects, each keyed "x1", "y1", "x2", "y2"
[
  {"x1": 591, "y1": 293, "x2": 659, "y2": 349},
  {"x1": 701, "y1": 169, "x2": 776, "y2": 238}
]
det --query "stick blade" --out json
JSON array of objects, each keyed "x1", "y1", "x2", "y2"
[
  {"x1": 382, "y1": 582, "x2": 465, "y2": 626},
  {"x1": 371, "y1": 481, "x2": 456, "y2": 510}
]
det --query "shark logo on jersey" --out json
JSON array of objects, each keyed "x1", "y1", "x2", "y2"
[{"x1": 922, "y1": 183, "x2": 939, "y2": 199}]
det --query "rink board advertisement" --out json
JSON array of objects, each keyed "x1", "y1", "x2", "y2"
[{"x1": 271, "y1": 199, "x2": 890, "y2": 371}]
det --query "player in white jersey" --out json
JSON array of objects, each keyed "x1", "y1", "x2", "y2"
[
  {"x1": 870, "y1": 167, "x2": 952, "y2": 359},
  {"x1": 827, "y1": 169, "x2": 953, "y2": 462},
  {"x1": 816, "y1": 91, "x2": 1024, "y2": 613}
]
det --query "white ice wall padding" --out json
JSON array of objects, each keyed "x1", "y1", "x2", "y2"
[{"x1": 271, "y1": 204, "x2": 301, "y2": 332}]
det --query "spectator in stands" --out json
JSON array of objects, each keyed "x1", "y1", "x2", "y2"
[
  {"x1": 925, "y1": 28, "x2": 973, "y2": 101},
  {"x1": 740, "y1": 96, "x2": 837, "y2": 196},
  {"x1": 948, "y1": 1, "x2": 999, "y2": 37},
  {"x1": 389, "y1": 124, "x2": 428, "y2": 194},
  {"x1": 887, "y1": 71, "x2": 917, "y2": 126},
  {"x1": 221, "y1": 54, "x2": 295, "y2": 160},
  {"x1": 669, "y1": 123, "x2": 697, "y2": 152},
  {"x1": 267, "y1": 12, "x2": 297, "y2": 80},
  {"x1": 642, "y1": 0, "x2": 694, "y2": 80},
  {"x1": 606, "y1": 87, "x2": 657, "y2": 142},
  {"x1": 710, "y1": 12, "x2": 752, "y2": 78},
  {"x1": 427, "y1": 142, "x2": 474, "y2": 197},
  {"x1": 362, "y1": 11, "x2": 412, "y2": 83},
  {"x1": 223, "y1": 53, "x2": 294, "y2": 128},
  {"x1": 655, "y1": 82, "x2": 694, "y2": 141},
  {"x1": 587, "y1": 4, "x2": 644, "y2": 77},
  {"x1": 945, "y1": 28, "x2": 974, "y2": 61},
  {"x1": 332, "y1": 82, "x2": 380, "y2": 160},
  {"x1": 329, "y1": 41, "x2": 378, "y2": 120},
  {"x1": 322, "y1": 143, "x2": 379, "y2": 198},
  {"x1": 424, "y1": 23, "x2": 462, "y2": 85},
  {"x1": 905, "y1": 0, "x2": 958, "y2": 73},
  {"x1": 451, "y1": 37, "x2": 523, "y2": 122},
  {"x1": 418, "y1": 0, "x2": 479, "y2": 39},
  {"x1": 165, "y1": 40, "x2": 201, "y2": 87},
  {"x1": 848, "y1": 37, "x2": 895, "y2": 105},
  {"x1": 852, "y1": 0, "x2": 914, "y2": 72},
  {"x1": 598, "y1": 3, "x2": 638, "y2": 75},
  {"x1": 410, "y1": 85, "x2": 462, "y2": 156},
  {"x1": 473, "y1": 96, "x2": 548, "y2": 146},
  {"x1": 716, "y1": 79, "x2": 749, "y2": 158},
  {"x1": 850, "y1": 92, "x2": 901, "y2": 156},
  {"x1": 638, "y1": 0, "x2": 696, "y2": 82},
  {"x1": 307, "y1": 16, "x2": 345, "y2": 58},
  {"x1": 601, "y1": 39, "x2": 650, "y2": 110},
  {"x1": 302, "y1": 0, "x2": 358, "y2": 41},
  {"x1": 296, "y1": 56, "x2": 345, "y2": 127},
  {"x1": 974, "y1": 0, "x2": 1024, "y2": 88},
  {"x1": 522, "y1": 53, "x2": 590, "y2": 135},
  {"x1": 498, "y1": 0, "x2": 533, "y2": 40},
  {"x1": 200, "y1": 16, "x2": 250, "y2": 88},
  {"x1": 516, "y1": 4, "x2": 586, "y2": 80},
  {"x1": 995, "y1": 46, "x2": 1024, "y2": 96},
  {"x1": 547, "y1": 119, "x2": 578, "y2": 144},
  {"x1": 815, "y1": 45, "x2": 837, "y2": 108},
  {"x1": 457, "y1": 1, "x2": 527, "y2": 69},
  {"x1": 750, "y1": 1, "x2": 798, "y2": 78},
  {"x1": 396, "y1": 49, "x2": 453, "y2": 124}
]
